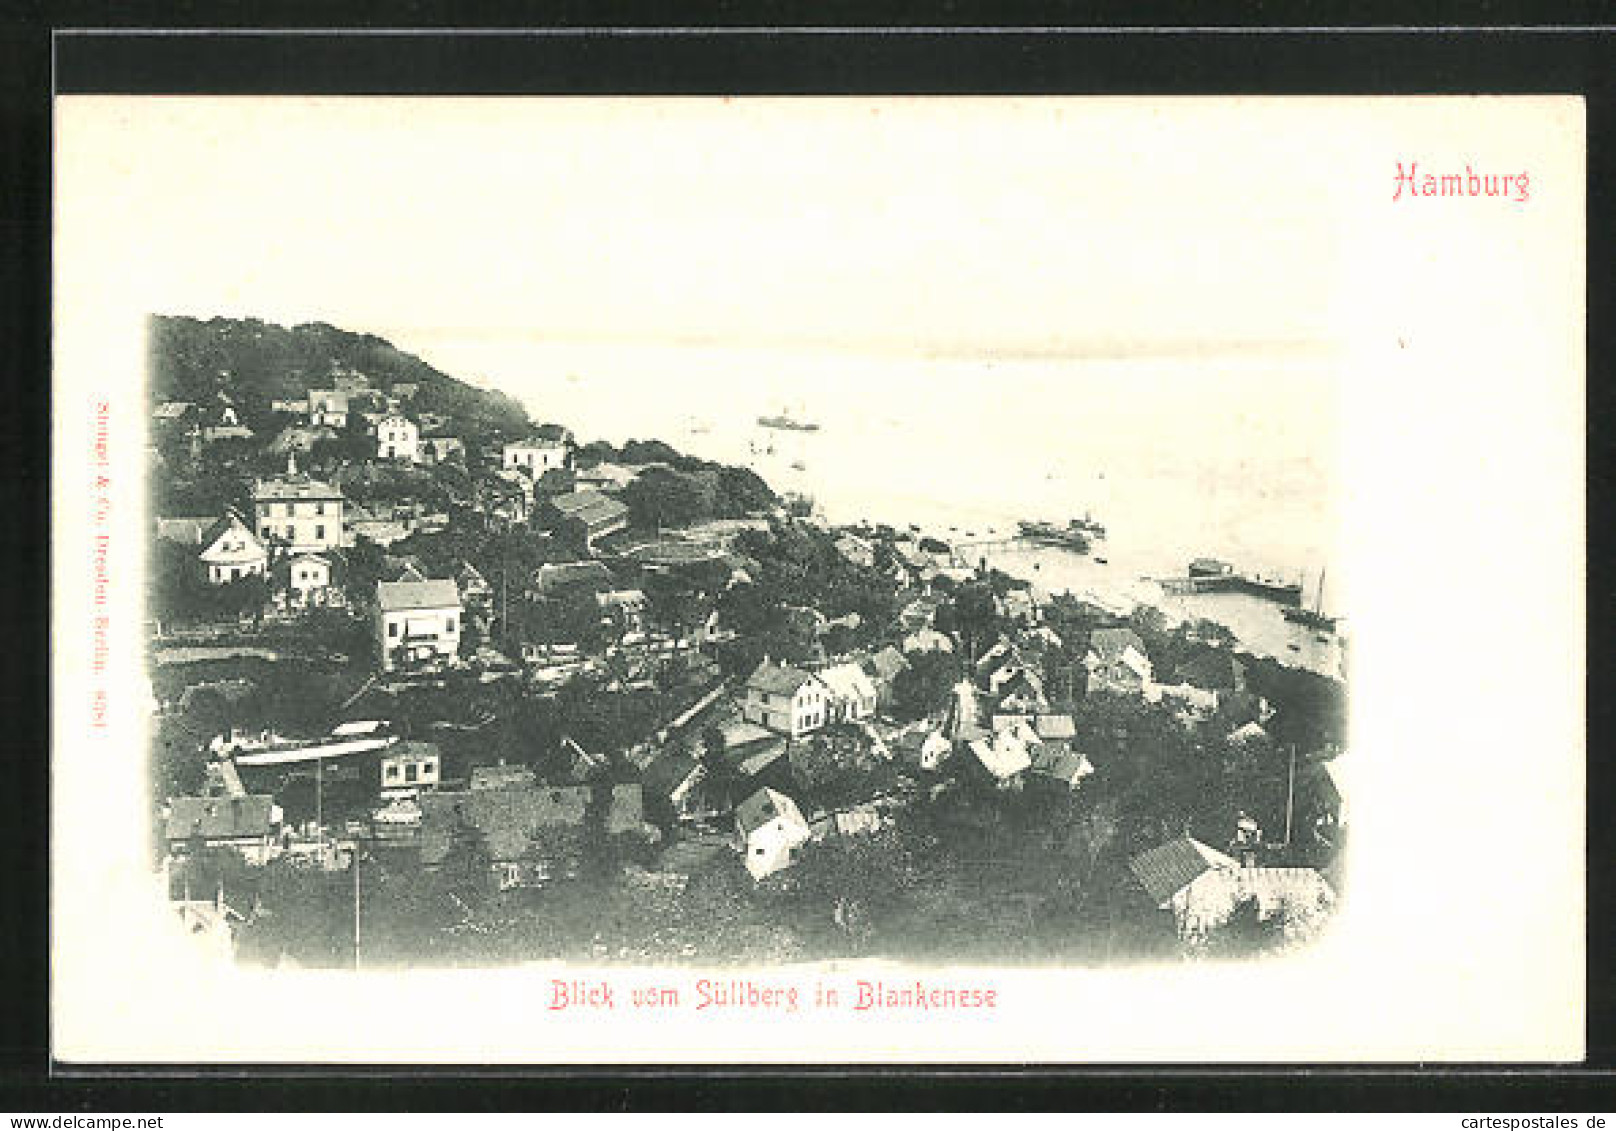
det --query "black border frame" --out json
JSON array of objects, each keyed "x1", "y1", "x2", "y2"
[{"x1": 6, "y1": 14, "x2": 1611, "y2": 1110}]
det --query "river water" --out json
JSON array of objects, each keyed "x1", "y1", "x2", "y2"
[{"x1": 383, "y1": 333, "x2": 1347, "y2": 678}]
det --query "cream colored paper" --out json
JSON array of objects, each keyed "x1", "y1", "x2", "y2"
[{"x1": 52, "y1": 95, "x2": 1584, "y2": 1063}]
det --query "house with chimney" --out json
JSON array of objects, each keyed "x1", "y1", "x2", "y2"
[
  {"x1": 252, "y1": 457, "x2": 346, "y2": 553},
  {"x1": 740, "y1": 659, "x2": 830, "y2": 739}
]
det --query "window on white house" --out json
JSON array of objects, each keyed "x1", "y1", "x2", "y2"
[
  {"x1": 388, "y1": 622, "x2": 399, "y2": 638},
  {"x1": 315, "y1": 525, "x2": 325, "y2": 540},
  {"x1": 446, "y1": 616, "x2": 456, "y2": 634},
  {"x1": 386, "y1": 764, "x2": 400, "y2": 780}
]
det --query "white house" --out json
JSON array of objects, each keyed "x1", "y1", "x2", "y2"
[
  {"x1": 1128, "y1": 835, "x2": 1335, "y2": 944},
  {"x1": 308, "y1": 389, "x2": 349, "y2": 428},
  {"x1": 195, "y1": 510, "x2": 268, "y2": 585},
  {"x1": 816, "y1": 661, "x2": 879, "y2": 723},
  {"x1": 276, "y1": 551, "x2": 339, "y2": 609},
  {"x1": 968, "y1": 723, "x2": 1034, "y2": 786},
  {"x1": 375, "y1": 413, "x2": 420, "y2": 462},
  {"x1": 252, "y1": 458, "x2": 345, "y2": 552},
  {"x1": 380, "y1": 741, "x2": 442, "y2": 796},
  {"x1": 504, "y1": 437, "x2": 569, "y2": 475},
  {"x1": 735, "y1": 787, "x2": 813, "y2": 880},
  {"x1": 376, "y1": 577, "x2": 463, "y2": 672},
  {"x1": 1084, "y1": 627, "x2": 1154, "y2": 696},
  {"x1": 741, "y1": 659, "x2": 829, "y2": 738}
]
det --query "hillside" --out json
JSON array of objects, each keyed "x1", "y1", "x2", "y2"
[{"x1": 148, "y1": 315, "x2": 532, "y2": 437}]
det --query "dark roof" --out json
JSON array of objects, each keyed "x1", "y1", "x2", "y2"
[
  {"x1": 735, "y1": 787, "x2": 805, "y2": 835},
  {"x1": 164, "y1": 795, "x2": 278, "y2": 841},
  {"x1": 745, "y1": 659, "x2": 819, "y2": 697},
  {"x1": 864, "y1": 645, "x2": 911, "y2": 682},
  {"x1": 1088, "y1": 627, "x2": 1148, "y2": 663},
  {"x1": 1031, "y1": 745, "x2": 1092, "y2": 785},
  {"x1": 196, "y1": 509, "x2": 259, "y2": 549},
  {"x1": 641, "y1": 751, "x2": 700, "y2": 800},
  {"x1": 418, "y1": 786, "x2": 591, "y2": 865},
  {"x1": 1127, "y1": 836, "x2": 1238, "y2": 908},
  {"x1": 548, "y1": 489, "x2": 629, "y2": 532},
  {"x1": 531, "y1": 560, "x2": 615, "y2": 598}
]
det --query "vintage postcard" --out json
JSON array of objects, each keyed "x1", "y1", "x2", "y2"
[{"x1": 51, "y1": 95, "x2": 1584, "y2": 1063}]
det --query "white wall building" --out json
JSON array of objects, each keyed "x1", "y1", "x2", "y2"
[
  {"x1": 735, "y1": 787, "x2": 812, "y2": 880},
  {"x1": 381, "y1": 741, "x2": 442, "y2": 796},
  {"x1": 252, "y1": 462, "x2": 345, "y2": 552},
  {"x1": 278, "y1": 552, "x2": 339, "y2": 609},
  {"x1": 376, "y1": 414, "x2": 420, "y2": 462},
  {"x1": 376, "y1": 578, "x2": 463, "y2": 672},
  {"x1": 196, "y1": 510, "x2": 268, "y2": 585},
  {"x1": 503, "y1": 438, "x2": 569, "y2": 475},
  {"x1": 816, "y1": 662, "x2": 879, "y2": 722},
  {"x1": 308, "y1": 389, "x2": 349, "y2": 429},
  {"x1": 741, "y1": 660, "x2": 829, "y2": 739}
]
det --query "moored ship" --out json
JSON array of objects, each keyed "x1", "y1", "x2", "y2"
[
  {"x1": 1017, "y1": 519, "x2": 1093, "y2": 553},
  {"x1": 1163, "y1": 560, "x2": 1304, "y2": 606},
  {"x1": 215, "y1": 719, "x2": 400, "y2": 768},
  {"x1": 1282, "y1": 568, "x2": 1338, "y2": 631},
  {"x1": 757, "y1": 411, "x2": 820, "y2": 432}
]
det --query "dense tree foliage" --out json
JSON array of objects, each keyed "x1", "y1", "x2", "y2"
[{"x1": 150, "y1": 315, "x2": 531, "y2": 439}]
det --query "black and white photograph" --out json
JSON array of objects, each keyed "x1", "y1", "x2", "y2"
[{"x1": 50, "y1": 94, "x2": 1584, "y2": 1063}]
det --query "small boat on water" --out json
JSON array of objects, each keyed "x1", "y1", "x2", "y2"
[{"x1": 1094, "y1": 557, "x2": 1109, "y2": 565}]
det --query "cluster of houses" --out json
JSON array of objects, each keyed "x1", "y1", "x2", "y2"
[{"x1": 153, "y1": 367, "x2": 1344, "y2": 959}]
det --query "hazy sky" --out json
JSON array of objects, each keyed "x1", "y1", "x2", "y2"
[{"x1": 56, "y1": 96, "x2": 1347, "y2": 361}]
